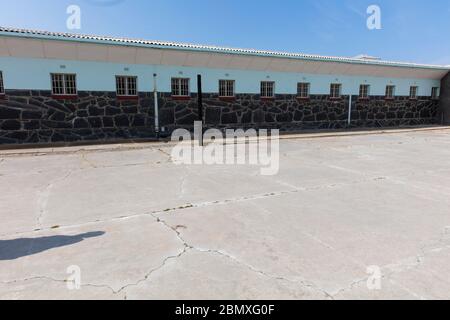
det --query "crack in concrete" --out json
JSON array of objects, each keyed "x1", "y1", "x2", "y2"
[
  {"x1": 157, "y1": 148, "x2": 171, "y2": 158},
  {"x1": 79, "y1": 151, "x2": 167, "y2": 170},
  {"x1": 177, "y1": 169, "x2": 190, "y2": 200},
  {"x1": 1, "y1": 175, "x2": 390, "y2": 239},
  {"x1": 249, "y1": 200, "x2": 369, "y2": 279},
  {"x1": 6, "y1": 235, "x2": 449, "y2": 300},
  {"x1": 386, "y1": 175, "x2": 450, "y2": 201},
  {"x1": 388, "y1": 278, "x2": 426, "y2": 300},
  {"x1": 17, "y1": 208, "x2": 333, "y2": 299},
  {"x1": 329, "y1": 277, "x2": 370, "y2": 298},
  {"x1": 150, "y1": 213, "x2": 192, "y2": 249},
  {"x1": 325, "y1": 164, "x2": 373, "y2": 177},
  {"x1": 3, "y1": 166, "x2": 448, "y2": 299},
  {"x1": 36, "y1": 170, "x2": 75, "y2": 230},
  {"x1": 2, "y1": 127, "x2": 449, "y2": 159},
  {"x1": 115, "y1": 246, "x2": 191, "y2": 295},
  {"x1": 0, "y1": 275, "x2": 118, "y2": 296},
  {"x1": 0, "y1": 143, "x2": 171, "y2": 159},
  {"x1": 133, "y1": 213, "x2": 335, "y2": 300},
  {"x1": 4, "y1": 192, "x2": 450, "y2": 300},
  {"x1": 329, "y1": 230, "x2": 450, "y2": 298},
  {"x1": 156, "y1": 148, "x2": 174, "y2": 164},
  {"x1": 299, "y1": 230, "x2": 368, "y2": 270},
  {"x1": 170, "y1": 175, "x2": 388, "y2": 213},
  {"x1": 3, "y1": 129, "x2": 450, "y2": 299},
  {"x1": 80, "y1": 152, "x2": 98, "y2": 169},
  {"x1": 192, "y1": 247, "x2": 334, "y2": 300},
  {"x1": 0, "y1": 246, "x2": 189, "y2": 298},
  {"x1": 90, "y1": 213, "x2": 194, "y2": 295}
]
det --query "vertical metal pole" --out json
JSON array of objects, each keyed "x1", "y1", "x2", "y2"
[
  {"x1": 194, "y1": 121, "x2": 203, "y2": 147},
  {"x1": 197, "y1": 74, "x2": 204, "y2": 146},
  {"x1": 153, "y1": 73, "x2": 160, "y2": 137},
  {"x1": 347, "y1": 94, "x2": 353, "y2": 126},
  {"x1": 197, "y1": 74, "x2": 204, "y2": 123}
]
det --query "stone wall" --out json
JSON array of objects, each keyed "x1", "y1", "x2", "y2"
[
  {"x1": 439, "y1": 72, "x2": 450, "y2": 124},
  {"x1": 159, "y1": 93, "x2": 439, "y2": 131},
  {"x1": 0, "y1": 90, "x2": 440, "y2": 145},
  {"x1": 0, "y1": 90, "x2": 156, "y2": 145},
  {"x1": 350, "y1": 95, "x2": 438, "y2": 127}
]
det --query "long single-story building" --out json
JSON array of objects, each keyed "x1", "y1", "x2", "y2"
[{"x1": 0, "y1": 27, "x2": 449, "y2": 145}]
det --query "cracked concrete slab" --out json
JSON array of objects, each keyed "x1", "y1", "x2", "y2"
[
  {"x1": 0, "y1": 278, "x2": 123, "y2": 300},
  {"x1": 0, "y1": 215, "x2": 183, "y2": 293},
  {"x1": 333, "y1": 242, "x2": 450, "y2": 300},
  {"x1": 1, "y1": 128, "x2": 450, "y2": 299},
  {"x1": 124, "y1": 250, "x2": 328, "y2": 300},
  {"x1": 35, "y1": 163, "x2": 291, "y2": 229}
]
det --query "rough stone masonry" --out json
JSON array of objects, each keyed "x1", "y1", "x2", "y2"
[{"x1": 0, "y1": 90, "x2": 441, "y2": 145}]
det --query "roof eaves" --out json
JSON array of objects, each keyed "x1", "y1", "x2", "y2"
[{"x1": 0, "y1": 26, "x2": 449, "y2": 71}]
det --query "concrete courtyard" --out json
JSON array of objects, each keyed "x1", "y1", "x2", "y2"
[{"x1": 1, "y1": 127, "x2": 450, "y2": 300}]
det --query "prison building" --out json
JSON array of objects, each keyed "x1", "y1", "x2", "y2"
[{"x1": 0, "y1": 27, "x2": 449, "y2": 145}]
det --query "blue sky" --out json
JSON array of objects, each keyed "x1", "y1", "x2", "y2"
[{"x1": 0, "y1": 0, "x2": 449, "y2": 65}]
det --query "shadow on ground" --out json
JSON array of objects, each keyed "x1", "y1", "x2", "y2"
[{"x1": 0, "y1": 232, "x2": 105, "y2": 260}]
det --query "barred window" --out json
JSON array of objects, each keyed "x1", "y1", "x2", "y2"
[
  {"x1": 171, "y1": 78, "x2": 190, "y2": 96},
  {"x1": 410, "y1": 86, "x2": 418, "y2": 100},
  {"x1": 330, "y1": 83, "x2": 342, "y2": 98},
  {"x1": 51, "y1": 73, "x2": 77, "y2": 95},
  {"x1": 359, "y1": 84, "x2": 370, "y2": 99},
  {"x1": 219, "y1": 80, "x2": 235, "y2": 97},
  {"x1": 260, "y1": 81, "x2": 274, "y2": 98},
  {"x1": 297, "y1": 83, "x2": 310, "y2": 98},
  {"x1": 386, "y1": 85, "x2": 395, "y2": 99},
  {"x1": 0, "y1": 71, "x2": 4, "y2": 94},
  {"x1": 432, "y1": 87, "x2": 440, "y2": 100},
  {"x1": 116, "y1": 76, "x2": 138, "y2": 96}
]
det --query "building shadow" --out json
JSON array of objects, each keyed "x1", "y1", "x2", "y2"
[{"x1": 0, "y1": 231, "x2": 105, "y2": 261}]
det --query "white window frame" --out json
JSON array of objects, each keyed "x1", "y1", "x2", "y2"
[
  {"x1": 171, "y1": 78, "x2": 190, "y2": 97},
  {"x1": 116, "y1": 76, "x2": 138, "y2": 97},
  {"x1": 431, "y1": 87, "x2": 440, "y2": 100},
  {"x1": 51, "y1": 73, "x2": 77, "y2": 96},
  {"x1": 260, "y1": 81, "x2": 275, "y2": 98},
  {"x1": 0, "y1": 71, "x2": 4, "y2": 95},
  {"x1": 297, "y1": 83, "x2": 310, "y2": 98},
  {"x1": 409, "y1": 86, "x2": 418, "y2": 100},
  {"x1": 359, "y1": 84, "x2": 370, "y2": 99},
  {"x1": 385, "y1": 85, "x2": 396, "y2": 99},
  {"x1": 330, "y1": 83, "x2": 342, "y2": 98},
  {"x1": 219, "y1": 80, "x2": 235, "y2": 97}
]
